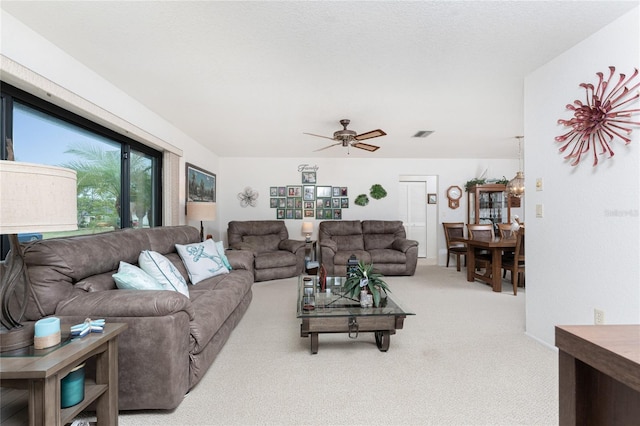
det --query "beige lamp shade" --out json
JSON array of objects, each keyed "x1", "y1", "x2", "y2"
[
  {"x1": 301, "y1": 221, "x2": 313, "y2": 241},
  {"x1": 0, "y1": 161, "x2": 78, "y2": 233},
  {"x1": 301, "y1": 222, "x2": 313, "y2": 235},
  {"x1": 186, "y1": 202, "x2": 217, "y2": 221}
]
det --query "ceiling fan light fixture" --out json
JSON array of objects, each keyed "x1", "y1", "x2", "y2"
[{"x1": 305, "y1": 119, "x2": 385, "y2": 153}]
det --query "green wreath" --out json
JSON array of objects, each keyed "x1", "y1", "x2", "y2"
[
  {"x1": 354, "y1": 194, "x2": 369, "y2": 206},
  {"x1": 370, "y1": 184, "x2": 387, "y2": 200}
]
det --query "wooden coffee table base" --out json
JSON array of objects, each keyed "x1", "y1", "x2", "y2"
[{"x1": 300, "y1": 315, "x2": 404, "y2": 354}]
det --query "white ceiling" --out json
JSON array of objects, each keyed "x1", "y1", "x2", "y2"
[{"x1": 2, "y1": 1, "x2": 637, "y2": 159}]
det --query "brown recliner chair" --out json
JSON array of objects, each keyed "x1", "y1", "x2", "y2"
[
  {"x1": 318, "y1": 220, "x2": 418, "y2": 276},
  {"x1": 227, "y1": 220, "x2": 306, "y2": 281}
]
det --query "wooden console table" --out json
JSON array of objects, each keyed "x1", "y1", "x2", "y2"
[
  {"x1": 555, "y1": 325, "x2": 640, "y2": 425},
  {"x1": 1, "y1": 322, "x2": 127, "y2": 426}
]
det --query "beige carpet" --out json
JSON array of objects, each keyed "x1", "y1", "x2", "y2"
[{"x1": 104, "y1": 261, "x2": 558, "y2": 425}]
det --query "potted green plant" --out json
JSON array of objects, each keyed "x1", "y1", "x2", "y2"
[{"x1": 343, "y1": 261, "x2": 390, "y2": 307}]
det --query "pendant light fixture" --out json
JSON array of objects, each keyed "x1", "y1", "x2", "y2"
[{"x1": 507, "y1": 136, "x2": 525, "y2": 198}]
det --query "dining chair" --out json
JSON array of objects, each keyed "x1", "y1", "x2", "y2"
[
  {"x1": 497, "y1": 223, "x2": 515, "y2": 240},
  {"x1": 501, "y1": 227, "x2": 525, "y2": 295},
  {"x1": 443, "y1": 222, "x2": 466, "y2": 271},
  {"x1": 498, "y1": 223, "x2": 516, "y2": 277},
  {"x1": 466, "y1": 223, "x2": 494, "y2": 240},
  {"x1": 466, "y1": 223, "x2": 493, "y2": 273}
]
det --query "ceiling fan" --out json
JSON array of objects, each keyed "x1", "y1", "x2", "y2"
[{"x1": 304, "y1": 119, "x2": 386, "y2": 152}]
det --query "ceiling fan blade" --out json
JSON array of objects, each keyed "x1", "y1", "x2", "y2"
[
  {"x1": 352, "y1": 142, "x2": 380, "y2": 152},
  {"x1": 313, "y1": 141, "x2": 343, "y2": 152},
  {"x1": 355, "y1": 129, "x2": 386, "y2": 140},
  {"x1": 303, "y1": 132, "x2": 336, "y2": 141}
]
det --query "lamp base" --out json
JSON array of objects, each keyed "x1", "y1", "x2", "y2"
[{"x1": 0, "y1": 322, "x2": 35, "y2": 352}]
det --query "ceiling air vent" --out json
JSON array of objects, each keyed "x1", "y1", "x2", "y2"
[{"x1": 412, "y1": 130, "x2": 434, "y2": 138}]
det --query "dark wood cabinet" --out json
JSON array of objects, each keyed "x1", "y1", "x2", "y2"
[{"x1": 467, "y1": 184, "x2": 511, "y2": 229}]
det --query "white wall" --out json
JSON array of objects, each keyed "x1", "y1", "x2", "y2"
[
  {"x1": 1, "y1": 10, "x2": 222, "y2": 228},
  {"x1": 524, "y1": 8, "x2": 640, "y2": 347},
  {"x1": 219, "y1": 157, "x2": 521, "y2": 263}
]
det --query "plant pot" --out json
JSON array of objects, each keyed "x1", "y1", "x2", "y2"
[{"x1": 360, "y1": 289, "x2": 372, "y2": 308}]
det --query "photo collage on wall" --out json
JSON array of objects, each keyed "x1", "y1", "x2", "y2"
[{"x1": 269, "y1": 171, "x2": 348, "y2": 220}]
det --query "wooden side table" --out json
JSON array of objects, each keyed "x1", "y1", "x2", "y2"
[
  {"x1": 556, "y1": 325, "x2": 640, "y2": 425},
  {"x1": 1, "y1": 322, "x2": 127, "y2": 426},
  {"x1": 304, "y1": 240, "x2": 318, "y2": 274}
]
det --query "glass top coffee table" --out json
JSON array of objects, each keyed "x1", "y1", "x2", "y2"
[{"x1": 297, "y1": 275, "x2": 414, "y2": 354}]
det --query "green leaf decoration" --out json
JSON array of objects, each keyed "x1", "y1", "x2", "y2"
[
  {"x1": 464, "y1": 178, "x2": 486, "y2": 191},
  {"x1": 369, "y1": 184, "x2": 387, "y2": 200},
  {"x1": 354, "y1": 194, "x2": 369, "y2": 206}
]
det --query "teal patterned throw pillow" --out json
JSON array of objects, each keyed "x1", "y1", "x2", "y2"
[
  {"x1": 112, "y1": 261, "x2": 164, "y2": 290},
  {"x1": 214, "y1": 240, "x2": 232, "y2": 270},
  {"x1": 139, "y1": 250, "x2": 190, "y2": 298},
  {"x1": 175, "y1": 240, "x2": 229, "y2": 284}
]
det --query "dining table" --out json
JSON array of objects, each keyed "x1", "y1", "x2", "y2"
[{"x1": 452, "y1": 235, "x2": 516, "y2": 292}]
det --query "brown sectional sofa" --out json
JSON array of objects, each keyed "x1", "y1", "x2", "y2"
[
  {"x1": 319, "y1": 220, "x2": 419, "y2": 276},
  {"x1": 22, "y1": 226, "x2": 254, "y2": 410},
  {"x1": 227, "y1": 220, "x2": 306, "y2": 281}
]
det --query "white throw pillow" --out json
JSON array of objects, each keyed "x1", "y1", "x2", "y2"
[
  {"x1": 112, "y1": 261, "x2": 164, "y2": 290},
  {"x1": 214, "y1": 240, "x2": 232, "y2": 271},
  {"x1": 139, "y1": 250, "x2": 190, "y2": 298},
  {"x1": 176, "y1": 239, "x2": 229, "y2": 284}
]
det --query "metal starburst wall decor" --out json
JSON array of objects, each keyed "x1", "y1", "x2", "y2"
[
  {"x1": 238, "y1": 187, "x2": 259, "y2": 207},
  {"x1": 556, "y1": 66, "x2": 640, "y2": 166}
]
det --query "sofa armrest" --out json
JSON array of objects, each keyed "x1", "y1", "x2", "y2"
[
  {"x1": 55, "y1": 290, "x2": 196, "y2": 320},
  {"x1": 279, "y1": 239, "x2": 305, "y2": 253},
  {"x1": 225, "y1": 250, "x2": 254, "y2": 272},
  {"x1": 392, "y1": 238, "x2": 419, "y2": 253}
]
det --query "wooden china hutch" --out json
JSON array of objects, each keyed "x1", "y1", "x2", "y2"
[{"x1": 467, "y1": 184, "x2": 512, "y2": 230}]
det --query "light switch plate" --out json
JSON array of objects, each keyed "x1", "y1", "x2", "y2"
[
  {"x1": 536, "y1": 178, "x2": 543, "y2": 191},
  {"x1": 536, "y1": 204, "x2": 544, "y2": 218}
]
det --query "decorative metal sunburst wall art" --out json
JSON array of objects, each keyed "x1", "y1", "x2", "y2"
[
  {"x1": 238, "y1": 187, "x2": 259, "y2": 207},
  {"x1": 556, "y1": 66, "x2": 639, "y2": 166}
]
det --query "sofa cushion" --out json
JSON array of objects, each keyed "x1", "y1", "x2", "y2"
[
  {"x1": 112, "y1": 261, "x2": 164, "y2": 290},
  {"x1": 369, "y1": 248, "x2": 408, "y2": 264},
  {"x1": 176, "y1": 240, "x2": 229, "y2": 284},
  {"x1": 254, "y1": 251, "x2": 298, "y2": 269},
  {"x1": 76, "y1": 271, "x2": 117, "y2": 292},
  {"x1": 333, "y1": 235, "x2": 365, "y2": 251},
  {"x1": 362, "y1": 220, "x2": 406, "y2": 250},
  {"x1": 242, "y1": 234, "x2": 281, "y2": 253},
  {"x1": 139, "y1": 250, "x2": 190, "y2": 298},
  {"x1": 333, "y1": 250, "x2": 371, "y2": 266}
]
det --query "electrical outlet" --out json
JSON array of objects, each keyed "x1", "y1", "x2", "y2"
[{"x1": 594, "y1": 308, "x2": 605, "y2": 325}]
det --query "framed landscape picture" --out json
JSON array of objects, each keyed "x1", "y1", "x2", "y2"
[{"x1": 186, "y1": 163, "x2": 216, "y2": 202}]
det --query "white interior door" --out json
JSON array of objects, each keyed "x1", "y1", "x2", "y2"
[{"x1": 399, "y1": 181, "x2": 427, "y2": 257}]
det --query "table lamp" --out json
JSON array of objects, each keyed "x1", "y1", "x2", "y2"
[
  {"x1": 301, "y1": 222, "x2": 313, "y2": 242},
  {"x1": 187, "y1": 201, "x2": 216, "y2": 241},
  {"x1": 0, "y1": 160, "x2": 77, "y2": 352}
]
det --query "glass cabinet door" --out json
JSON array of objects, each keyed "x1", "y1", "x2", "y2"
[{"x1": 467, "y1": 184, "x2": 510, "y2": 232}]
